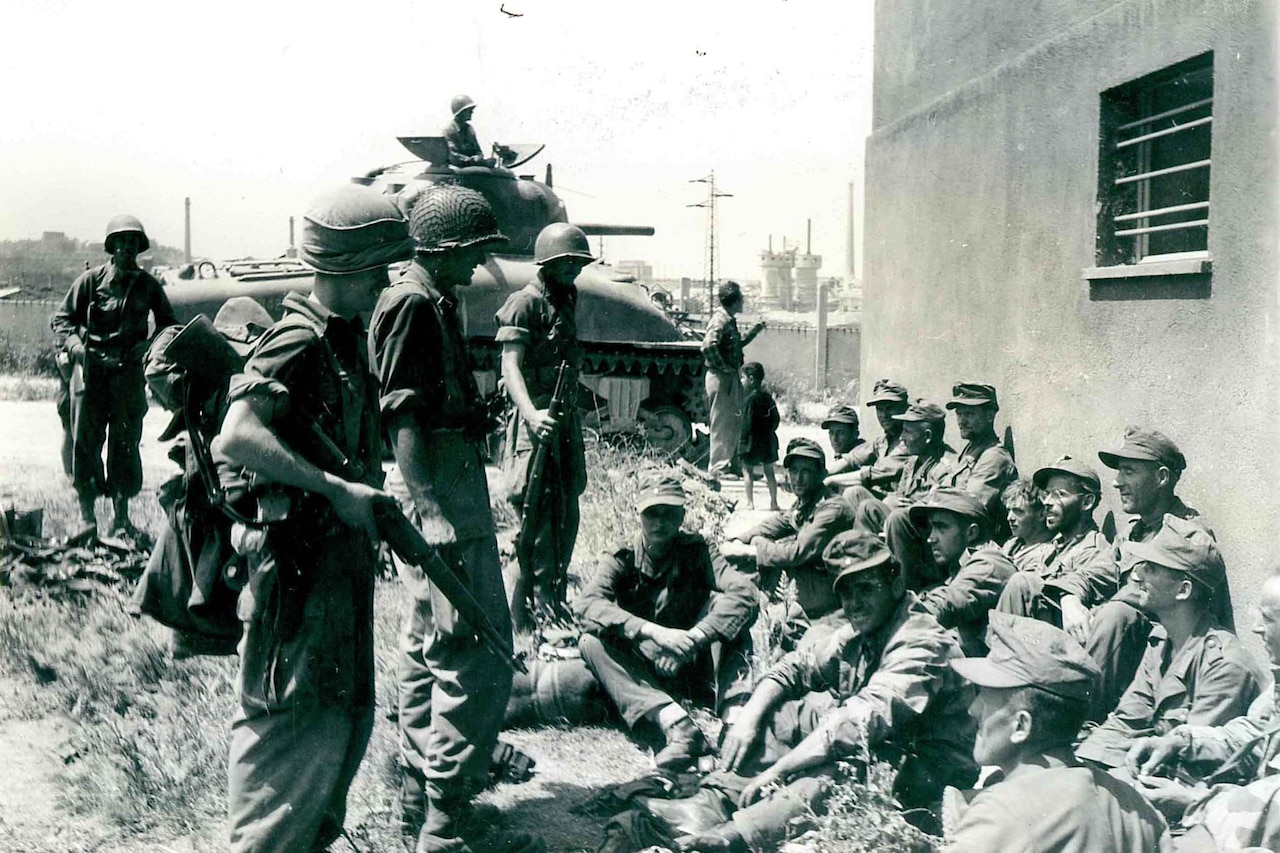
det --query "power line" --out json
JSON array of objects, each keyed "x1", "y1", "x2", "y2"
[{"x1": 687, "y1": 171, "x2": 732, "y2": 316}]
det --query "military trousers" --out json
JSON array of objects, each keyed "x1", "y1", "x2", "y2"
[
  {"x1": 70, "y1": 360, "x2": 147, "y2": 499},
  {"x1": 705, "y1": 369, "x2": 743, "y2": 476},
  {"x1": 578, "y1": 632, "x2": 752, "y2": 728},
  {"x1": 398, "y1": 534, "x2": 515, "y2": 814},
  {"x1": 1085, "y1": 598, "x2": 1152, "y2": 721}
]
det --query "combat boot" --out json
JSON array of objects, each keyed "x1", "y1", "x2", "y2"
[
  {"x1": 111, "y1": 496, "x2": 136, "y2": 535},
  {"x1": 654, "y1": 717, "x2": 709, "y2": 771},
  {"x1": 417, "y1": 799, "x2": 543, "y2": 853}
]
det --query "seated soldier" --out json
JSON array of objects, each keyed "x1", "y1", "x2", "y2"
[
  {"x1": 847, "y1": 398, "x2": 958, "y2": 588},
  {"x1": 820, "y1": 403, "x2": 871, "y2": 475},
  {"x1": 575, "y1": 475, "x2": 758, "y2": 771},
  {"x1": 720, "y1": 438, "x2": 854, "y2": 641},
  {"x1": 678, "y1": 531, "x2": 978, "y2": 852},
  {"x1": 938, "y1": 382, "x2": 1018, "y2": 535},
  {"x1": 1119, "y1": 572, "x2": 1280, "y2": 850},
  {"x1": 1000, "y1": 477, "x2": 1055, "y2": 572},
  {"x1": 1089, "y1": 427, "x2": 1219, "y2": 719},
  {"x1": 1076, "y1": 517, "x2": 1263, "y2": 773},
  {"x1": 996, "y1": 456, "x2": 1119, "y2": 632},
  {"x1": 944, "y1": 612, "x2": 1173, "y2": 852},
  {"x1": 908, "y1": 488, "x2": 1017, "y2": 656},
  {"x1": 829, "y1": 378, "x2": 911, "y2": 499}
]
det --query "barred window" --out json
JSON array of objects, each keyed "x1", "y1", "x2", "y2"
[{"x1": 1097, "y1": 53, "x2": 1213, "y2": 266}]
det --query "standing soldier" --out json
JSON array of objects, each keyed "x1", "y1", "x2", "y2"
[
  {"x1": 51, "y1": 214, "x2": 177, "y2": 532},
  {"x1": 498, "y1": 222, "x2": 592, "y2": 630},
  {"x1": 701, "y1": 281, "x2": 765, "y2": 480},
  {"x1": 215, "y1": 185, "x2": 413, "y2": 853},
  {"x1": 369, "y1": 185, "x2": 534, "y2": 853}
]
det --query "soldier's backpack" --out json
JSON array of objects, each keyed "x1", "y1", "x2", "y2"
[{"x1": 130, "y1": 298, "x2": 274, "y2": 657}]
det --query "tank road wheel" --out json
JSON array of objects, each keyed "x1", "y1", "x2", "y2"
[{"x1": 641, "y1": 404, "x2": 693, "y2": 455}]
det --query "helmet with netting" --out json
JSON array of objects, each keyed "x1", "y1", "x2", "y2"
[{"x1": 408, "y1": 185, "x2": 506, "y2": 255}]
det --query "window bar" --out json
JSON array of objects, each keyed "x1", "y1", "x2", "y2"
[
  {"x1": 1114, "y1": 97, "x2": 1214, "y2": 133},
  {"x1": 1114, "y1": 219, "x2": 1209, "y2": 237},
  {"x1": 1114, "y1": 201, "x2": 1210, "y2": 223},
  {"x1": 1116, "y1": 115, "x2": 1212, "y2": 149},
  {"x1": 1115, "y1": 159, "x2": 1211, "y2": 185}
]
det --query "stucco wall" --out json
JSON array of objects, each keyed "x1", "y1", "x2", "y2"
[
  {"x1": 746, "y1": 325, "x2": 861, "y2": 391},
  {"x1": 863, "y1": 0, "x2": 1280, "y2": 624}
]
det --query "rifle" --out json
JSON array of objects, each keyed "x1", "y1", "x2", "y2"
[
  {"x1": 297, "y1": 421, "x2": 526, "y2": 674},
  {"x1": 516, "y1": 361, "x2": 572, "y2": 573}
]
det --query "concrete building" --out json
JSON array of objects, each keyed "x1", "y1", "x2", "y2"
[
  {"x1": 759, "y1": 236, "x2": 796, "y2": 310},
  {"x1": 614, "y1": 259, "x2": 653, "y2": 282},
  {"x1": 792, "y1": 220, "x2": 822, "y2": 311},
  {"x1": 863, "y1": 1, "x2": 1278, "y2": 615}
]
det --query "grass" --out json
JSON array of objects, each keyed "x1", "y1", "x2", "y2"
[
  {"x1": 0, "y1": 428, "x2": 936, "y2": 853},
  {"x1": 767, "y1": 370, "x2": 860, "y2": 426}
]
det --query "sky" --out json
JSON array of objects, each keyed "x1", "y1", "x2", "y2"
[{"x1": 0, "y1": 0, "x2": 874, "y2": 283}]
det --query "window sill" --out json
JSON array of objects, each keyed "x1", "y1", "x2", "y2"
[
  {"x1": 1083, "y1": 256, "x2": 1211, "y2": 281},
  {"x1": 1083, "y1": 256, "x2": 1212, "y2": 300}
]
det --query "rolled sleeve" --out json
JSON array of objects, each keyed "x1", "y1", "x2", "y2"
[
  {"x1": 495, "y1": 290, "x2": 538, "y2": 344},
  {"x1": 369, "y1": 288, "x2": 434, "y2": 418},
  {"x1": 226, "y1": 323, "x2": 318, "y2": 424}
]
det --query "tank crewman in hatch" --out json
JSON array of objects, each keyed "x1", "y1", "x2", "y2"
[
  {"x1": 700, "y1": 280, "x2": 765, "y2": 480},
  {"x1": 943, "y1": 612, "x2": 1173, "y2": 853},
  {"x1": 443, "y1": 94, "x2": 498, "y2": 169},
  {"x1": 215, "y1": 185, "x2": 412, "y2": 853},
  {"x1": 369, "y1": 185, "x2": 537, "y2": 853},
  {"x1": 574, "y1": 474, "x2": 758, "y2": 771},
  {"x1": 498, "y1": 222, "x2": 592, "y2": 630},
  {"x1": 52, "y1": 214, "x2": 178, "y2": 533}
]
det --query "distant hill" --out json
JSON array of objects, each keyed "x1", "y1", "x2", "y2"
[{"x1": 0, "y1": 232, "x2": 185, "y2": 301}]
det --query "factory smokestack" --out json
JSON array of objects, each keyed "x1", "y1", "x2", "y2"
[{"x1": 183, "y1": 197, "x2": 192, "y2": 263}]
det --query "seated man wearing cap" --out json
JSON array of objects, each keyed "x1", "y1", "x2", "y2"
[
  {"x1": 909, "y1": 488, "x2": 1017, "y2": 655},
  {"x1": 1121, "y1": 572, "x2": 1280, "y2": 850},
  {"x1": 1000, "y1": 477, "x2": 1056, "y2": 572},
  {"x1": 938, "y1": 382, "x2": 1018, "y2": 535},
  {"x1": 215, "y1": 185, "x2": 413, "y2": 853},
  {"x1": 820, "y1": 403, "x2": 873, "y2": 474},
  {"x1": 678, "y1": 531, "x2": 978, "y2": 852},
  {"x1": 848, "y1": 398, "x2": 959, "y2": 589},
  {"x1": 1088, "y1": 427, "x2": 1220, "y2": 718},
  {"x1": 720, "y1": 438, "x2": 855, "y2": 643},
  {"x1": 944, "y1": 612, "x2": 1173, "y2": 852},
  {"x1": 1076, "y1": 517, "x2": 1262, "y2": 774},
  {"x1": 996, "y1": 456, "x2": 1119, "y2": 634},
  {"x1": 575, "y1": 475, "x2": 758, "y2": 771},
  {"x1": 828, "y1": 378, "x2": 911, "y2": 500}
]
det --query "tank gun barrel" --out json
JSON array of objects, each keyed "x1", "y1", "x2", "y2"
[{"x1": 574, "y1": 224, "x2": 655, "y2": 237}]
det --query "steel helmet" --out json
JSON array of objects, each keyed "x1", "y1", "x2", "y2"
[
  {"x1": 534, "y1": 222, "x2": 595, "y2": 265},
  {"x1": 104, "y1": 214, "x2": 150, "y2": 254},
  {"x1": 408, "y1": 184, "x2": 506, "y2": 254},
  {"x1": 450, "y1": 94, "x2": 477, "y2": 117}
]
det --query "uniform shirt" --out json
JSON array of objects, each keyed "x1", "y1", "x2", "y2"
[
  {"x1": 701, "y1": 306, "x2": 743, "y2": 374},
  {"x1": 443, "y1": 117, "x2": 484, "y2": 166},
  {"x1": 52, "y1": 263, "x2": 177, "y2": 364},
  {"x1": 1077, "y1": 622, "x2": 1264, "y2": 769},
  {"x1": 494, "y1": 274, "x2": 583, "y2": 405},
  {"x1": 938, "y1": 432, "x2": 1018, "y2": 520},
  {"x1": 762, "y1": 593, "x2": 978, "y2": 790},
  {"x1": 743, "y1": 487, "x2": 857, "y2": 619},
  {"x1": 574, "y1": 531, "x2": 757, "y2": 643},
  {"x1": 368, "y1": 264, "x2": 494, "y2": 540},
  {"x1": 886, "y1": 444, "x2": 959, "y2": 508},
  {"x1": 1038, "y1": 523, "x2": 1121, "y2": 608},
  {"x1": 1175, "y1": 678, "x2": 1280, "y2": 783},
  {"x1": 917, "y1": 541, "x2": 1017, "y2": 655},
  {"x1": 944, "y1": 750, "x2": 1174, "y2": 853},
  {"x1": 851, "y1": 432, "x2": 911, "y2": 497},
  {"x1": 1003, "y1": 536, "x2": 1055, "y2": 574}
]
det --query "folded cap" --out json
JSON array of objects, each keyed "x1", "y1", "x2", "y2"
[
  {"x1": 636, "y1": 473, "x2": 686, "y2": 511},
  {"x1": 908, "y1": 487, "x2": 988, "y2": 528},
  {"x1": 950, "y1": 612, "x2": 1101, "y2": 701},
  {"x1": 946, "y1": 382, "x2": 999, "y2": 410},
  {"x1": 1033, "y1": 455, "x2": 1102, "y2": 494},
  {"x1": 1126, "y1": 514, "x2": 1225, "y2": 585},
  {"x1": 892, "y1": 398, "x2": 946, "y2": 423},
  {"x1": 298, "y1": 185, "x2": 416, "y2": 275},
  {"x1": 821, "y1": 404, "x2": 860, "y2": 429},
  {"x1": 1097, "y1": 426, "x2": 1186, "y2": 473},
  {"x1": 867, "y1": 379, "x2": 909, "y2": 406},
  {"x1": 824, "y1": 530, "x2": 895, "y2": 590},
  {"x1": 783, "y1": 437, "x2": 826, "y2": 467}
]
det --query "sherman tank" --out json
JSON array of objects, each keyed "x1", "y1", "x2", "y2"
[{"x1": 160, "y1": 138, "x2": 707, "y2": 453}]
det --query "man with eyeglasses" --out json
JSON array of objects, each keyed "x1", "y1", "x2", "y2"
[
  {"x1": 995, "y1": 456, "x2": 1119, "y2": 639},
  {"x1": 1075, "y1": 517, "x2": 1263, "y2": 774}
]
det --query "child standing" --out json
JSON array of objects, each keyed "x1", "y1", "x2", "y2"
[{"x1": 738, "y1": 362, "x2": 779, "y2": 511}]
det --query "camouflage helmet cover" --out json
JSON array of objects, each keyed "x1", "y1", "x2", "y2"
[{"x1": 408, "y1": 184, "x2": 506, "y2": 254}]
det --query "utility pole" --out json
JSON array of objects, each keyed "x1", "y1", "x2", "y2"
[{"x1": 687, "y1": 171, "x2": 732, "y2": 317}]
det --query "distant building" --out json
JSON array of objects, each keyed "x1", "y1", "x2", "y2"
[
  {"x1": 863, "y1": 0, "x2": 1278, "y2": 614},
  {"x1": 614, "y1": 259, "x2": 653, "y2": 282}
]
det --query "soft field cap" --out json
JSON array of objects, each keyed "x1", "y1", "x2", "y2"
[
  {"x1": 950, "y1": 612, "x2": 1101, "y2": 701},
  {"x1": 636, "y1": 474, "x2": 686, "y2": 511},
  {"x1": 1097, "y1": 426, "x2": 1186, "y2": 473}
]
